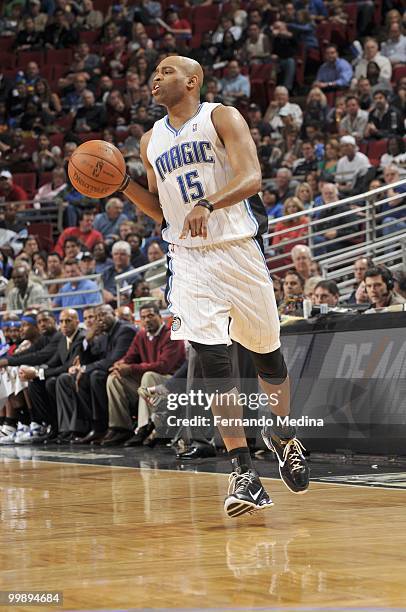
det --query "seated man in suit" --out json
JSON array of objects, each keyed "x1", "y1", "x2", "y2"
[
  {"x1": 0, "y1": 311, "x2": 62, "y2": 444},
  {"x1": 18, "y1": 309, "x2": 85, "y2": 443},
  {"x1": 105, "y1": 302, "x2": 186, "y2": 447},
  {"x1": 57, "y1": 304, "x2": 136, "y2": 444}
]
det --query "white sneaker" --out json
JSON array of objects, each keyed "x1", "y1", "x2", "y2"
[
  {"x1": 0, "y1": 424, "x2": 17, "y2": 444},
  {"x1": 14, "y1": 422, "x2": 30, "y2": 444},
  {"x1": 16, "y1": 422, "x2": 47, "y2": 444}
]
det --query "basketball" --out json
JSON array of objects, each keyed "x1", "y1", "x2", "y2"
[{"x1": 68, "y1": 140, "x2": 126, "y2": 199}]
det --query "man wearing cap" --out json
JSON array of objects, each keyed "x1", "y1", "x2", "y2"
[
  {"x1": 53, "y1": 210, "x2": 103, "y2": 257},
  {"x1": 7, "y1": 266, "x2": 48, "y2": 311},
  {"x1": 335, "y1": 135, "x2": 371, "y2": 193},
  {"x1": 79, "y1": 252, "x2": 96, "y2": 276},
  {"x1": 264, "y1": 86, "x2": 303, "y2": 133},
  {"x1": 0, "y1": 312, "x2": 61, "y2": 444},
  {"x1": 0, "y1": 311, "x2": 61, "y2": 370},
  {"x1": 0, "y1": 314, "x2": 42, "y2": 443},
  {"x1": 247, "y1": 103, "x2": 272, "y2": 137},
  {"x1": 0, "y1": 171, "x2": 28, "y2": 204}
]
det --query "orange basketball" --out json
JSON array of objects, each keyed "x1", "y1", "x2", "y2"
[{"x1": 68, "y1": 140, "x2": 126, "y2": 199}]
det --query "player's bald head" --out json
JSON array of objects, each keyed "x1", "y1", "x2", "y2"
[
  {"x1": 160, "y1": 56, "x2": 203, "y2": 88},
  {"x1": 178, "y1": 57, "x2": 204, "y2": 86}
]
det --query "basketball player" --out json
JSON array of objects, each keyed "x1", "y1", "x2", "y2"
[{"x1": 117, "y1": 56, "x2": 309, "y2": 517}]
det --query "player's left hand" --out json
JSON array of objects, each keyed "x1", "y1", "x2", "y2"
[{"x1": 180, "y1": 207, "x2": 210, "y2": 239}]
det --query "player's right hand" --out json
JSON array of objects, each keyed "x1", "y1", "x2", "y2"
[{"x1": 179, "y1": 206, "x2": 210, "y2": 239}]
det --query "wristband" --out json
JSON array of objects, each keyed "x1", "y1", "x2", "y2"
[
  {"x1": 194, "y1": 199, "x2": 214, "y2": 213},
  {"x1": 118, "y1": 173, "x2": 131, "y2": 192}
]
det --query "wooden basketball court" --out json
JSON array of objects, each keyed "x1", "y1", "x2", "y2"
[{"x1": 1, "y1": 451, "x2": 406, "y2": 611}]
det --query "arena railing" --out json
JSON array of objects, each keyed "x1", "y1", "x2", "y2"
[
  {"x1": 1, "y1": 273, "x2": 104, "y2": 315},
  {"x1": 263, "y1": 178, "x2": 406, "y2": 277},
  {"x1": 319, "y1": 234, "x2": 406, "y2": 298},
  {"x1": 0, "y1": 200, "x2": 63, "y2": 233},
  {"x1": 115, "y1": 258, "x2": 167, "y2": 307}
]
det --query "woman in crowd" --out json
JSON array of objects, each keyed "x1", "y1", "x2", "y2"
[
  {"x1": 33, "y1": 78, "x2": 62, "y2": 118},
  {"x1": 130, "y1": 54, "x2": 153, "y2": 87},
  {"x1": 295, "y1": 182, "x2": 314, "y2": 211},
  {"x1": 302, "y1": 87, "x2": 329, "y2": 136},
  {"x1": 215, "y1": 29, "x2": 240, "y2": 63},
  {"x1": 272, "y1": 197, "x2": 309, "y2": 261},
  {"x1": 318, "y1": 138, "x2": 340, "y2": 177},
  {"x1": 32, "y1": 252, "x2": 48, "y2": 280}
]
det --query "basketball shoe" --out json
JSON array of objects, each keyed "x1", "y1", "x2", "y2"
[
  {"x1": 262, "y1": 428, "x2": 309, "y2": 494},
  {"x1": 224, "y1": 460, "x2": 273, "y2": 518}
]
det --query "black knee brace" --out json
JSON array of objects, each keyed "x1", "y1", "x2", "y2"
[
  {"x1": 250, "y1": 347, "x2": 288, "y2": 385},
  {"x1": 189, "y1": 342, "x2": 235, "y2": 393}
]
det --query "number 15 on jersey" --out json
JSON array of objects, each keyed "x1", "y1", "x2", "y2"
[{"x1": 176, "y1": 170, "x2": 205, "y2": 204}]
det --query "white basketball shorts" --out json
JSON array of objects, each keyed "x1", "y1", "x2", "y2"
[{"x1": 167, "y1": 238, "x2": 280, "y2": 354}]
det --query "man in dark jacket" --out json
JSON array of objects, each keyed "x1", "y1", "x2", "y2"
[
  {"x1": 0, "y1": 310, "x2": 61, "y2": 369},
  {"x1": 19, "y1": 308, "x2": 85, "y2": 442},
  {"x1": 106, "y1": 302, "x2": 186, "y2": 447},
  {"x1": 0, "y1": 311, "x2": 63, "y2": 444},
  {"x1": 57, "y1": 304, "x2": 136, "y2": 443}
]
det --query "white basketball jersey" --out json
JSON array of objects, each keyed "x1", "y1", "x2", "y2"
[{"x1": 147, "y1": 102, "x2": 259, "y2": 248}]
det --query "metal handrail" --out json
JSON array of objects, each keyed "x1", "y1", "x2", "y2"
[
  {"x1": 115, "y1": 257, "x2": 167, "y2": 306},
  {"x1": 264, "y1": 178, "x2": 406, "y2": 275}
]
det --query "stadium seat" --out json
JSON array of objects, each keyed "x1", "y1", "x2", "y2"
[
  {"x1": 17, "y1": 50, "x2": 45, "y2": 68},
  {"x1": 38, "y1": 172, "x2": 53, "y2": 187},
  {"x1": 193, "y1": 18, "x2": 219, "y2": 34},
  {"x1": 0, "y1": 36, "x2": 16, "y2": 52},
  {"x1": 3, "y1": 69, "x2": 16, "y2": 80},
  {"x1": 115, "y1": 130, "x2": 129, "y2": 143},
  {"x1": 190, "y1": 33, "x2": 202, "y2": 49},
  {"x1": 179, "y1": 6, "x2": 193, "y2": 22},
  {"x1": 294, "y1": 45, "x2": 306, "y2": 87},
  {"x1": 392, "y1": 65, "x2": 406, "y2": 84},
  {"x1": 344, "y1": 3, "x2": 358, "y2": 43},
  {"x1": 54, "y1": 114, "x2": 73, "y2": 131},
  {"x1": 79, "y1": 132, "x2": 102, "y2": 143},
  {"x1": 374, "y1": 0, "x2": 383, "y2": 26},
  {"x1": 52, "y1": 64, "x2": 68, "y2": 82},
  {"x1": 144, "y1": 25, "x2": 161, "y2": 40},
  {"x1": 28, "y1": 222, "x2": 54, "y2": 252},
  {"x1": 316, "y1": 23, "x2": 331, "y2": 50},
  {"x1": 79, "y1": 29, "x2": 101, "y2": 45},
  {"x1": 0, "y1": 51, "x2": 15, "y2": 69},
  {"x1": 49, "y1": 133, "x2": 64, "y2": 149},
  {"x1": 45, "y1": 48, "x2": 73, "y2": 66},
  {"x1": 249, "y1": 64, "x2": 276, "y2": 111},
  {"x1": 22, "y1": 138, "x2": 38, "y2": 156},
  {"x1": 367, "y1": 139, "x2": 388, "y2": 166},
  {"x1": 330, "y1": 23, "x2": 347, "y2": 49},
  {"x1": 192, "y1": 4, "x2": 220, "y2": 21},
  {"x1": 326, "y1": 91, "x2": 337, "y2": 107},
  {"x1": 13, "y1": 172, "x2": 36, "y2": 199},
  {"x1": 93, "y1": 0, "x2": 110, "y2": 15},
  {"x1": 112, "y1": 78, "x2": 125, "y2": 90}
]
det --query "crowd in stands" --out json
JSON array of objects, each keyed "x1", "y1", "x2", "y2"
[{"x1": 0, "y1": 0, "x2": 405, "y2": 450}]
